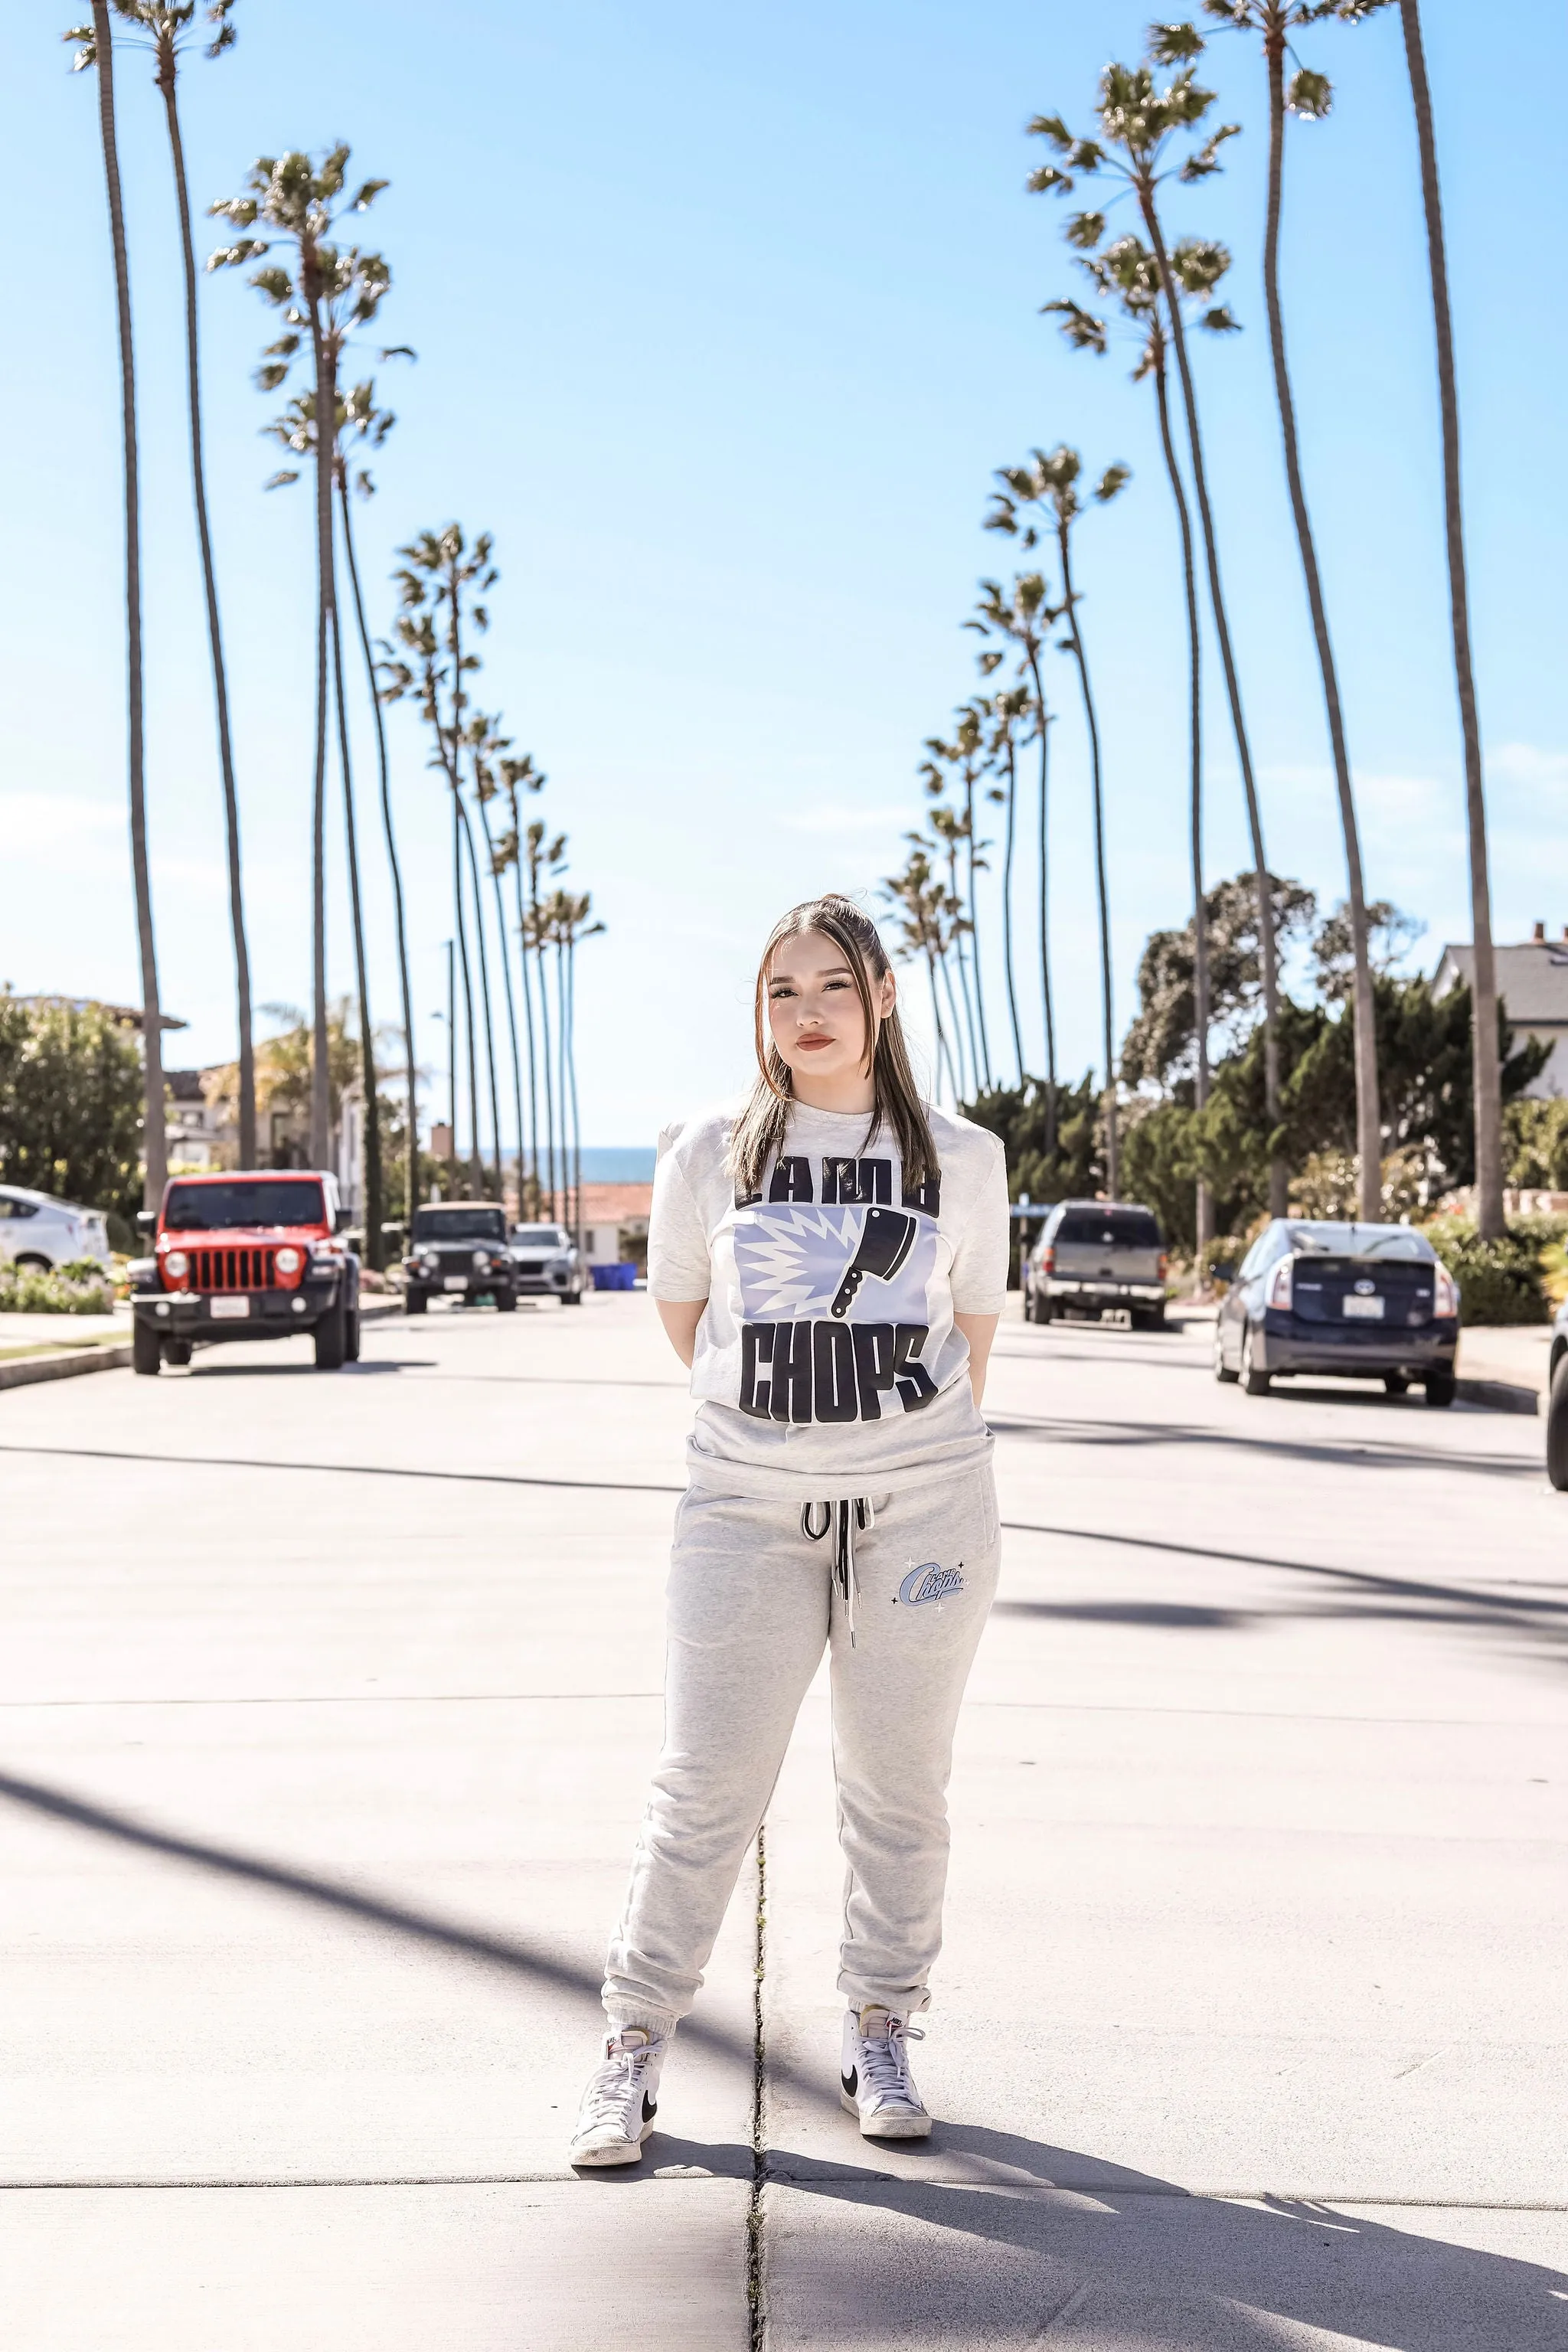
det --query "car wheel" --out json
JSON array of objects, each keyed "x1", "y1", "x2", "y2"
[
  {"x1": 564, "y1": 1285, "x2": 583, "y2": 1306},
  {"x1": 314, "y1": 1295, "x2": 348, "y2": 1370},
  {"x1": 1547, "y1": 1356, "x2": 1568, "y2": 1490},
  {"x1": 132, "y1": 1321, "x2": 162, "y2": 1377},
  {"x1": 345, "y1": 1305, "x2": 361, "y2": 1362},
  {"x1": 1214, "y1": 1321, "x2": 1239, "y2": 1384},
  {"x1": 1240, "y1": 1324, "x2": 1270, "y2": 1396},
  {"x1": 1383, "y1": 1372, "x2": 1410, "y2": 1396},
  {"x1": 1424, "y1": 1370, "x2": 1456, "y2": 1410},
  {"x1": 405, "y1": 1288, "x2": 428, "y2": 1315},
  {"x1": 1021, "y1": 1286, "x2": 1034, "y2": 1323},
  {"x1": 15, "y1": 1254, "x2": 52, "y2": 1273},
  {"x1": 496, "y1": 1289, "x2": 517, "y2": 1313}
]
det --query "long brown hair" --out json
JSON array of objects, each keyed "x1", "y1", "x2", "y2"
[{"x1": 727, "y1": 894, "x2": 938, "y2": 1198}]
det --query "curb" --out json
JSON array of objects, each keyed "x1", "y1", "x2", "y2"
[
  {"x1": 0, "y1": 1343, "x2": 132, "y2": 1393},
  {"x1": 0, "y1": 1295, "x2": 403, "y2": 1394},
  {"x1": 1455, "y1": 1377, "x2": 1540, "y2": 1418}
]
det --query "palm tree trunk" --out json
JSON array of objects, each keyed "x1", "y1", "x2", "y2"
[
  {"x1": 451, "y1": 796, "x2": 480, "y2": 1196},
  {"x1": 459, "y1": 805, "x2": 503, "y2": 1197},
  {"x1": 963, "y1": 776, "x2": 993, "y2": 1089},
  {"x1": 305, "y1": 292, "x2": 334, "y2": 1171},
  {"x1": 533, "y1": 883, "x2": 557, "y2": 1219},
  {"x1": 1263, "y1": 31, "x2": 1380, "y2": 1220},
  {"x1": 948, "y1": 848, "x2": 981, "y2": 1093},
  {"x1": 328, "y1": 603, "x2": 383, "y2": 1264},
  {"x1": 1000, "y1": 734, "x2": 1024, "y2": 1084},
  {"x1": 567, "y1": 930, "x2": 583, "y2": 1251},
  {"x1": 158, "y1": 55, "x2": 252, "y2": 1170},
  {"x1": 338, "y1": 479, "x2": 417, "y2": 1227},
  {"x1": 1139, "y1": 182, "x2": 1285, "y2": 1214},
  {"x1": 554, "y1": 935, "x2": 570, "y2": 1237},
  {"x1": 1024, "y1": 650, "x2": 1057, "y2": 1162},
  {"x1": 474, "y1": 786, "x2": 525, "y2": 1217},
  {"x1": 1151, "y1": 333, "x2": 1211, "y2": 1250},
  {"x1": 90, "y1": 0, "x2": 165, "y2": 1207},
  {"x1": 1057, "y1": 520, "x2": 1117, "y2": 1200},
  {"x1": 936, "y1": 942, "x2": 969, "y2": 1106},
  {"x1": 1400, "y1": 0, "x2": 1502, "y2": 1238},
  {"x1": 511, "y1": 840, "x2": 541, "y2": 1214},
  {"x1": 923, "y1": 946, "x2": 955, "y2": 1105}
]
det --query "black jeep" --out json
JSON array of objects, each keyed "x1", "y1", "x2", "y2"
[{"x1": 403, "y1": 1203, "x2": 518, "y2": 1314}]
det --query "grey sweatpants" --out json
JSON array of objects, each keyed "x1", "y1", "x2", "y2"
[{"x1": 603, "y1": 1465, "x2": 1000, "y2": 2028}]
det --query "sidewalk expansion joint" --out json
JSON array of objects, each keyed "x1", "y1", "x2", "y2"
[{"x1": 746, "y1": 1824, "x2": 769, "y2": 2352}]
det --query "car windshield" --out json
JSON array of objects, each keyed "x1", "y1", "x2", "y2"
[
  {"x1": 411, "y1": 1207, "x2": 507, "y2": 1243},
  {"x1": 1285, "y1": 1222, "x2": 1431, "y2": 1261},
  {"x1": 165, "y1": 1180, "x2": 325, "y2": 1232},
  {"x1": 1055, "y1": 1210, "x2": 1162, "y2": 1248},
  {"x1": 511, "y1": 1227, "x2": 568, "y2": 1247}
]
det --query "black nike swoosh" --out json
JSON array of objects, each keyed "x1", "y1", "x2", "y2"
[
  {"x1": 642, "y1": 2093, "x2": 658, "y2": 2123},
  {"x1": 841, "y1": 2067, "x2": 858, "y2": 2097}
]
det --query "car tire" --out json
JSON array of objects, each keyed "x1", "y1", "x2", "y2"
[
  {"x1": 405, "y1": 1289, "x2": 428, "y2": 1315},
  {"x1": 1424, "y1": 1371, "x2": 1456, "y2": 1410},
  {"x1": 1021, "y1": 1287, "x2": 1034, "y2": 1323},
  {"x1": 1547, "y1": 1356, "x2": 1568, "y2": 1490},
  {"x1": 132, "y1": 1321, "x2": 162, "y2": 1377},
  {"x1": 1214, "y1": 1322, "x2": 1239, "y2": 1384},
  {"x1": 165, "y1": 1340, "x2": 193, "y2": 1367},
  {"x1": 1240, "y1": 1325, "x2": 1270, "y2": 1396},
  {"x1": 1383, "y1": 1372, "x2": 1410, "y2": 1396},
  {"x1": 496, "y1": 1289, "x2": 517, "y2": 1313},
  {"x1": 314, "y1": 1296, "x2": 348, "y2": 1370},
  {"x1": 563, "y1": 1285, "x2": 583, "y2": 1306},
  {"x1": 345, "y1": 1305, "x2": 361, "y2": 1361}
]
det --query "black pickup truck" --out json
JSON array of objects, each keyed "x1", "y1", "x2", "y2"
[{"x1": 403, "y1": 1202, "x2": 518, "y2": 1313}]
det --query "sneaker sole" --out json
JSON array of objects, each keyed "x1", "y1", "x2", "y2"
[
  {"x1": 840, "y1": 2089, "x2": 932, "y2": 2140},
  {"x1": 570, "y1": 2123, "x2": 654, "y2": 2169}
]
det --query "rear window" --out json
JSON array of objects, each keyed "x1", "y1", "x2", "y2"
[
  {"x1": 165, "y1": 1180, "x2": 325, "y2": 1231},
  {"x1": 1286, "y1": 1222, "x2": 1431, "y2": 1262},
  {"x1": 412, "y1": 1206, "x2": 508, "y2": 1243},
  {"x1": 1055, "y1": 1209, "x2": 1162, "y2": 1249}
]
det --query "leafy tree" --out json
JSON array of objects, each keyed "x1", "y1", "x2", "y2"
[
  {"x1": 1171, "y1": 9, "x2": 1383, "y2": 1219},
  {"x1": 986, "y1": 446, "x2": 1128, "y2": 1195},
  {"x1": 209, "y1": 145, "x2": 389, "y2": 1169},
  {"x1": 1122, "y1": 872, "x2": 1318, "y2": 1090},
  {"x1": 965, "y1": 1073, "x2": 1107, "y2": 1207},
  {"x1": 1504, "y1": 1099, "x2": 1568, "y2": 1194},
  {"x1": 0, "y1": 995, "x2": 145, "y2": 1223},
  {"x1": 1310, "y1": 897, "x2": 1423, "y2": 1001},
  {"x1": 1028, "y1": 44, "x2": 1289, "y2": 1211},
  {"x1": 67, "y1": 6, "x2": 167, "y2": 1205}
]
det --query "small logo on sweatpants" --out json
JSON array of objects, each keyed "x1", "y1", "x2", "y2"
[{"x1": 897, "y1": 1561, "x2": 965, "y2": 1606}]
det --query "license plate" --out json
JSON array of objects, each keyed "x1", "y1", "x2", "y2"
[
  {"x1": 1343, "y1": 1295, "x2": 1383, "y2": 1319},
  {"x1": 209, "y1": 1295, "x2": 250, "y2": 1320},
  {"x1": 444, "y1": 1276, "x2": 468, "y2": 1290}
]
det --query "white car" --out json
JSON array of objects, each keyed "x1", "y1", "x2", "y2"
[{"x1": 0, "y1": 1185, "x2": 113, "y2": 1272}]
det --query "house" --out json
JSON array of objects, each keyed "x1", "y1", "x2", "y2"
[
  {"x1": 1432, "y1": 926, "x2": 1568, "y2": 1097},
  {"x1": 575, "y1": 1181, "x2": 653, "y2": 1268}
]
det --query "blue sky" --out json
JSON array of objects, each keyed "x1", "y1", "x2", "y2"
[{"x1": 2, "y1": 1, "x2": 1564, "y2": 1146}]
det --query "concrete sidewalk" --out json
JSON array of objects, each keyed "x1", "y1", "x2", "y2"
[{"x1": 0, "y1": 1295, "x2": 1563, "y2": 2346}]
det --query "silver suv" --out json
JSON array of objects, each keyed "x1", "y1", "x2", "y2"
[
  {"x1": 1024, "y1": 1200, "x2": 1168, "y2": 1330},
  {"x1": 0, "y1": 1185, "x2": 112, "y2": 1272}
]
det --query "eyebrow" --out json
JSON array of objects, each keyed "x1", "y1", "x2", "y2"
[{"x1": 769, "y1": 962, "x2": 856, "y2": 985}]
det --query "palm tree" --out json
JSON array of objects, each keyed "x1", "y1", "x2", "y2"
[
  {"x1": 492, "y1": 754, "x2": 547, "y2": 1213},
  {"x1": 985, "y1": 687, "x2": 1032, "y2": 1085},
  {"x1": 210, "y1": 146, "x2": 389, "y2": 1171},
  {"x1": 524, "y1": 822, "x2": 567, "y2": 1217},
  {"x1": 1047, "y1": 232, "x2": 1238, "y2": 1248},
  {"x1": 87, "y1": 2, "x2": 256, "y2": 1166},
  {"x1": 920, "y1": 799, "x2": 980, "y2": 1095},
  {"x1": 924, "y1": 704, "x2": 995, "y2": 1089},
  {"x1": 68, "y1": 5, "x2": 167, "y2": 1204},
  {"x1": 1395, "y1": 0, "x2": 1503, "y2": 1236},
  {"x1": 468, "y1": 710, "x2": 527, "y2": 1210},
  {"x1": 1169, "y1": 14, "x2": 1383, "y2": 1217},
  {"x1": 988, "y1": 447, "x2": 1128, "y2": 1196},
  {"x1": 1028, "y1": 48, "x2": 1294, "y2": 1211},
  {"x1": 545, "y1": 888, "x2": 604, "y2": 1244},
  {"x1": 967, "y1": 573, "x2": 1060, "y2": 1135},
  {"x1": 880, "y1": 846, "x2": 959, "y2": 1105}
]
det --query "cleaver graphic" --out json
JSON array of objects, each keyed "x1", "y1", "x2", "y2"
[{"x1": 829, "y1": 1207, "x2": 918, "y2": 1319}]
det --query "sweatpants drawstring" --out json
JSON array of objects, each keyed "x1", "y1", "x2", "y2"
[{"x1": 801, "y1": 1497, "x2": 874, "y2": 1645}]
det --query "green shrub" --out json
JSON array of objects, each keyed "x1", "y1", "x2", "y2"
[
  {"x1": 1424, "y1": 1221, "x2": 1549, "y2": 1326},
  {"x1": 0, "y1": 1263, "x2": 116, "y2": 1315}
]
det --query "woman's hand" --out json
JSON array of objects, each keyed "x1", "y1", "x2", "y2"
[
  {"x1": 953, "y1": 1311, "x2": 999, "y2": 1410},
  {"x1": 656, "y1": 1298, "x2": 707, "y2": 1368}
]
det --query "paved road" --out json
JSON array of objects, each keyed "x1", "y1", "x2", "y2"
[{"x1": 0, "y1": 1297, "x2": 1563, "y2": 2347}]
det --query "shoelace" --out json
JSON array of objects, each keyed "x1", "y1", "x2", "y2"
[
  {"x1": 579, "y1": 2034, "x2": 657, "y2": 2135},
  {"x1": 857, "y1": 2011, "x2": 924, "y2": 2105},
  {"x1": 801, "y1": 1497, "x2": 874, "y2": 1645}
]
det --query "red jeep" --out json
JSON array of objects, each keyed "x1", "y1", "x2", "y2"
[{"x1": 130, "y1": 1170, "x2": 361, "y2": 1375}]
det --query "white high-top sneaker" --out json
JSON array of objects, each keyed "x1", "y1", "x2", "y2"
[
  {"x1": 839, "y1": 2004, "x2": 931, "y2": 2139},
  {"x1": 569, "y1": 2026, "x2": 666, "y2": 2167}
]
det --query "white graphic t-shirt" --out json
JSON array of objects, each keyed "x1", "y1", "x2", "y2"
[{"x1": 649, "y1": 1099, "x2": 1009, "y2": 1500}]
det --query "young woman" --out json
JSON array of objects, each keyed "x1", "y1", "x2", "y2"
[{"x1": 570, "y1": 893, "x2": 1008, "y2": 2166}]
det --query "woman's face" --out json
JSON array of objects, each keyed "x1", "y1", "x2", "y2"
[{"x1": 766, "y1": 929, "x2": 895, "y2": 1098}]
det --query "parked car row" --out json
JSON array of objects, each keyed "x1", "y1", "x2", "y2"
[
  {"x1": 402, "y1": 1205, "x2": 584, "y2": 1312},
  {"x1": 1021, "y1": 1200, "x2": 1168, "y2": 1330}
]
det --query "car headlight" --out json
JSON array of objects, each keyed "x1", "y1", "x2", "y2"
[
  {"x1": 275, "y1": 1246, "x2": 301, "y2": 1275},
  {"x1": 164, "y1": 1250, "x2": 188, "y2": 1279},
  {"x1": 472, "y1": 1249, "x2": 488, "y2": 1269},
  {"x1": 548, "y1": 1253, "x2": 570, "y2": 1271}
]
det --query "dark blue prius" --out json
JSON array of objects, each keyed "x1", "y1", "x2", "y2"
[{"x1": 1213, "y1": 1219, "x2": 1460, "y2": 1406}]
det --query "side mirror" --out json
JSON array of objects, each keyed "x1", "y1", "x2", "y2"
[
  {"x1": 136, "y1": 1209, "x2": 155, "y2": 1235},
  {"x1": 335, "y1": 1207, "x2": 353, "y2": 1235}
]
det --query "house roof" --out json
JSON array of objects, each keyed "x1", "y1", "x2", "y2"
[
  {"x1": 577, "y1": 1182, "x2": 653, "y2": 1223},
  {"x1": 1433, "y1": 942, "x2": 1568, "y2": 1026},
  {"x1": 166, "y1": 1069, "x2": 206, "y2": 1103}
]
